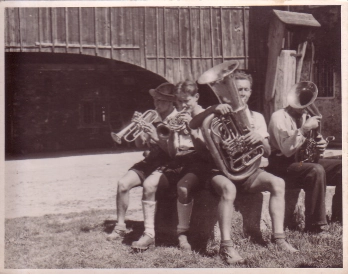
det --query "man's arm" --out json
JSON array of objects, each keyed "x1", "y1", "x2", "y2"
[
  {"x1": 189, "y1": 104, "x2": 233, "y2": 129},
  {"x1": 268, "y1": 112, "x2": 306, "y2": 157}
]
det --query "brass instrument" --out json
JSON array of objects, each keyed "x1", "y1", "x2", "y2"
[
  {"x1": 156, "y1": 106, "x2": 191, "y2": 140},
  {"x1": 287, "y1": 81, "x2": 335, "y2": 163},
  {"x1": 198, "y1": 60, "x2": 264, "y2": 181},
  {"x1": 111, "y1": 110, "x2": 158, "y2": 144}
]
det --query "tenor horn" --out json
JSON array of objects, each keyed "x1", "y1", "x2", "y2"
[
  {"x1": 287, "y1": 81, "x2": 335, "y2": 163},
  {"x1": 198, "y1": 60, "x2": 264, "y2": 181},
  {"x1": 111, "y1": 110, "x2": 158, "y2": 144},
  {"x1": 156, "y1": 106, "x2": 191, "y2": 140}
]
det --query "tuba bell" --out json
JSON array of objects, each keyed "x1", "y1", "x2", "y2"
[
  {"x1": 111, "y1": 110, "x2": 158, "y2": 144},
  {"x1": 287, "y1": 81, "x2": 335, "y2": 163},
  {"x1": 198, "y1": 60, "x2": 264, "y2": 181}
]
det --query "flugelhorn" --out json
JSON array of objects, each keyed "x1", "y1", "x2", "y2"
[
  {"x1": 198, "y1": 60, "x2": 264, "y2": 181},
  {"x1": 111, "y1": 110, "x2": 158, "y2": 144},
  {"x1": 156, "y1": 106, "x2": 191, "y2": 140},
  {"x1": 287, "y1": 81, "x2": 335, "y2": 163}
]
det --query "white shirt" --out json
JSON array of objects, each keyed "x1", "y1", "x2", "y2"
[
  {"x1": 268, "y1": 108, "x2": 307, "y2": 157},
  {"x1": 248, "y1": 108, "x2": 269, "y2": 167}
]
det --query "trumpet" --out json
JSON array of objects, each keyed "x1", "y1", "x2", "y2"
[
  {"x1": 156, "y1": 106, "x2": 191, "y2": 140},
  {"x1": 111, "y1": 110, "x2": 158, "y2": 144}
]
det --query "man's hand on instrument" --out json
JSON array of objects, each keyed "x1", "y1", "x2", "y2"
[
  {"x1": 316, "y1": 138, "x2": 328, "y2": 154},
  {"x1": 131, "y1": 111, "x2": 142, "y2": 123},
  {"x1": 142, "y1": 123, "x2": 159, "y2": 142},
  {"x1": 215, "y1": 104, "x2": 233, "y2": 115},
  {"x1": 243, "y1": 131, "x2": 263, "y2": 145},
  {"x1": 301, "y1": 116, "x2": 321, "y2": 134}
]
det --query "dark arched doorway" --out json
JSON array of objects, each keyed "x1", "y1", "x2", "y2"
[{"x1": 5, "y1": 52, "x2": 168, "y2": 157}]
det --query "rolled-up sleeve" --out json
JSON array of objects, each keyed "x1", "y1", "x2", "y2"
[{"x1": 268, "y1": 110, "x2": 306, "y2": 157}]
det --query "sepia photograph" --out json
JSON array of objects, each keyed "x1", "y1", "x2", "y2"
[{"x1": 1, "y1": 1, "x2": 346, "y2": 271}]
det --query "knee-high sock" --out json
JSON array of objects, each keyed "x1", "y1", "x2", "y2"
[
  {"x1": 142, "y1": 200, "x2": 157, "y2": 238},
  {"x1": 177, "y1": 200, "x2": 194, "y2": 234}
]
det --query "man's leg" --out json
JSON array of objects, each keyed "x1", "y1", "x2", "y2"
[
  {"x1": 176, "y1": 173, "x2": 199, "y2": 251},
  {"x1": 287, "y1": 162, "x2": 327, "y2": 230},
  {"x1": 319, "y1": 159, "x2": 342, "y2": 222},
  {"x1": 244, "y1": 171, "x2": 297, "y2": 252},
  {"x1": 211, "y1": 175, "x2": 245, "y2": 265},
  {"x1": 132, "y1": 171, "x2": 169, "y2": 250},
  {"x1": 107, "y1": 170, "x2": 142, "y2": 241}
]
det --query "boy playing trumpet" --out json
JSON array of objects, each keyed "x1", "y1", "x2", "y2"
[{"x1": 107, "y1": 83, "x2": 177, "y2": 240}]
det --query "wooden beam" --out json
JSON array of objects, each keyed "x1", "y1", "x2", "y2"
[
  {"x1": 94, "y1": 8, "x2": 98, "y2": 56},
  {"x1": 210, "y1": 7, "x2": 214, "y2": 67},
  {"x1": 273, "y1": 10, "x2": 321, "y2": 28},
  {"x1": 242, "y1": 7, "x2": 248, "y2": 69},
  {"x1": 51, "y1": 8, "x2": 55, "y2": 53},
  {"x1": 156, "y1": 7, "x2": 159, "y2": 73},
  {"x1": 38, "y1": 8, "x2": 42, "y2": 52},
  {"x1": 110, "y1": 8, "x2": 114, "y2": 59},
  {"x1": 143, "y1": 7, "x2": 147, "y2": 69},
  {"x1": 18, "y1": 8, "x2": 23, "y2": 52},
  {"x1": 179, "y1": 7, "x2": 182, "y2": 78},
  {"x1": 163, "y1": 7, "x2": 167, "y2": 78},
  {"x1": 78, "y1": 7, "x2": 82, "y2": 54},
  {"x1": 34, "y1": 42, "x2": 139, "y2": 49},
  {"x1": 264, "y1": 17, "x2": 286, "y2": 102},
  {"x1": 65, "y1": 7, "x2": 69, "y2": 52},
  {"x1": 220, "y1": 7, "x2": 224, "y2": 63}
]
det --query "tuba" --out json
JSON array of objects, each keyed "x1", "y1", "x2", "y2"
[
  {"x1": 287, "y1": 81, "x2": 335, "y2": 163},
  {"x1": 156, "y1": 106, "x2": 191, "y2": 140},
  {"x1": 111, "y1": 110, "x2": 158, "y2": 144},
  {"x1": 197, "y1": 60, "x2": 264, "y2": 181}
]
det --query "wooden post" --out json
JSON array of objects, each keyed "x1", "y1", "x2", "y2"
[
  {"x1": 264, "y1": 17, "x2": 286, "y2": 103},
  {"x1": 264, "y1": 10, "x2": 320, "y2": 121},
  {"x1": 273, "y1": 50, "x2": 296, "y2": 111}
]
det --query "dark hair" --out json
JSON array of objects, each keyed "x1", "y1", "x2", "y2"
[
  {"x1": 174, "y1": 80, "x2": 198, "y2": 96},
  {"x1": 233, "y1": 70, "x2": 253, "y2": 87}
]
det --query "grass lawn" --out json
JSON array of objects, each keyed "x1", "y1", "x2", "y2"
[{"x1": 5, "y1": 208, "x2": 343, "y2": 269}]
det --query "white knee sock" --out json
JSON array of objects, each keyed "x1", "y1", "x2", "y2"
[
  {"x1": 142, "y1": 200, "x2": 157, "y2": 238},
  {"x1": 177, "y1": 200, "x2": 194, "y2": 234}
]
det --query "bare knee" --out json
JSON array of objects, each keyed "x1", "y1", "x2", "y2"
[
  {"x1": 220, "y1": 182, "x2": 237, "y2": 200},
  {"x1": 118, "y1": 178, "x2": 132, "y2": 193},
  {"x1": 143, "y1": 180, "x2": 158, "y2": 198},
  {"x1": 269, "y1": 177, "x2": 285, "y2": 196}
]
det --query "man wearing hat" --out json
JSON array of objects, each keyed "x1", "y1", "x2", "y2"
[{"x1": 107, "y1": 82, "x2": 178, "y2": 241}]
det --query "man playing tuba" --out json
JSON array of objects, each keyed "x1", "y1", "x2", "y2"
[
  {"x1": 267, "y1": 82, "x2": 342, "y2": 233},
  {"x1": 190, "y1": 68, "x2": 298, "y2": 265}
]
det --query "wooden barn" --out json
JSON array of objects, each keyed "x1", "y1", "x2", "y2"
[{"x1": 4, "y1": 5, "x2": 342, "y2": 156}]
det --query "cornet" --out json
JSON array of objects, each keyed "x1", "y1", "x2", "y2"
[
  {"x1": 156, "y1": 106, "x2": 191, "y2": 140},
  {"x1": 111, "y1": 110, "x2": 158, "y2": 144}
]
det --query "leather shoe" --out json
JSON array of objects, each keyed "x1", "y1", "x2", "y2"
[
  {"x1": 131, "y1": 233, "x2": 155, "y2": 251},
  {"x1": 219, "y1": 243, "x2": 245, "y2": 265}
]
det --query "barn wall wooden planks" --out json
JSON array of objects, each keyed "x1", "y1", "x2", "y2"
[{"x1": 5, "y1": 6, "x2": 249, "y2": 83}]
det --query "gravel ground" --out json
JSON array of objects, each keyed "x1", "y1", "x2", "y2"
[{"x1": 5, "y1": 151, "x2": 145, "y2": 219}]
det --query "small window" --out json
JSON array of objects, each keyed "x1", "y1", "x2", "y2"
[
  {"x1": 313, "y1": 59, "x2": 334, "y2": 98},
  {"x1": 80, "y1": 100, "x2": 108, "y2": 127}
]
